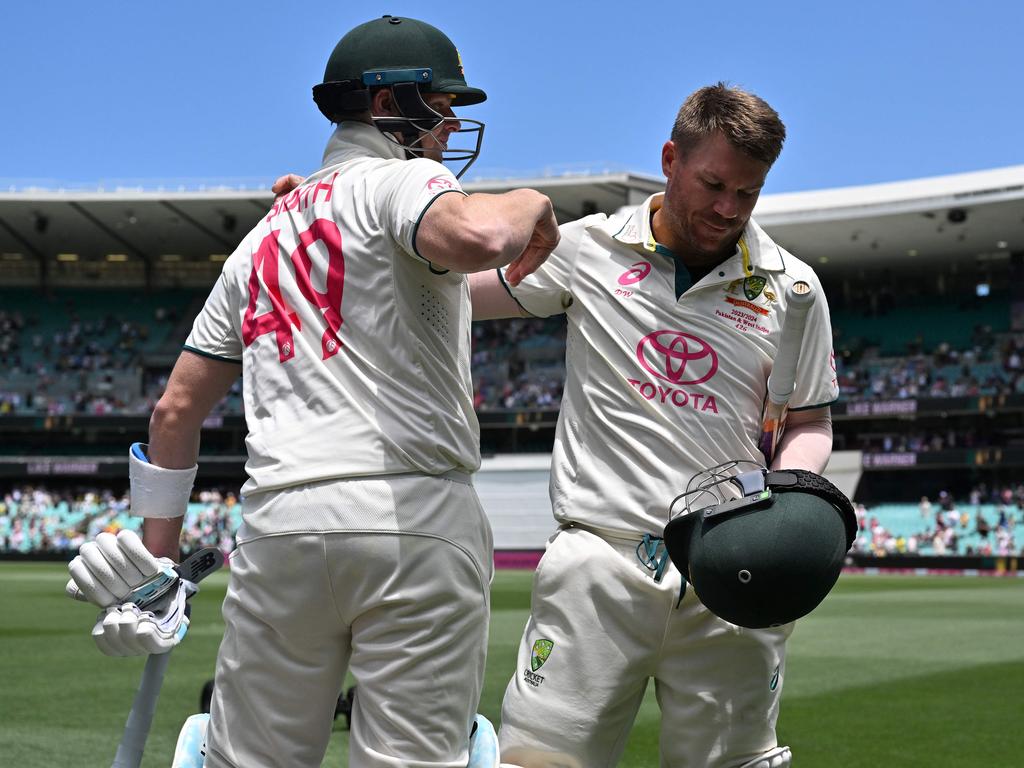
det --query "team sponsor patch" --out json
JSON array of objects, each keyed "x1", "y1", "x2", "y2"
[
  {"x1": 628, "y1": 331, "x2": 720, "y2": 414},
  {"x1": 626, "y1": 378, "x2": 720, "y2": 413},
  {"x1": 636, "y1": 331, "x2": 718, "y2": 385},
  {"x1": 770, "y1": 664, "x2": 780, "y2": 691},
  {"x1": 426, "y1": 175, "x2": 456, "y2": 191}
]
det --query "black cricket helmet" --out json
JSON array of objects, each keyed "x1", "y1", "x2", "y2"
[
  {"x1": 663, "y1": 464, "x2": 857, "y2": 629},
  {"x1": 313, "y1": 15, "x2": 486, "y2": 178}
]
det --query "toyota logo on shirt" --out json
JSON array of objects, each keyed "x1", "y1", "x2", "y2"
[{"x1": 636, "y1": 331, "x2": 718, "y2": 385}]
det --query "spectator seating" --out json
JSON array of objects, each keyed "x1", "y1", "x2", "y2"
[
  {"x1": 854, "y1": 501, "x2": 1020, "y2": 557},
  {"x1": 831, "y1": 294, "x2": 1009, "y2": 358}
]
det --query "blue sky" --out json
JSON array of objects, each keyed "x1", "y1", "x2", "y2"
[{"x1": 2, "y1": 1, "x2": 1021, "y2": 193}]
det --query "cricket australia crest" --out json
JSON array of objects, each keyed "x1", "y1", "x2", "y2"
[
  {"x1": 524, "y1": 639, "x2": 554, "y2": 687},
  {"x1": 743, "y1": 275, "x2": 767, "y2": 300},
  {"x1": 531, "y1": 639, "x2": 554, "y2": 671}
]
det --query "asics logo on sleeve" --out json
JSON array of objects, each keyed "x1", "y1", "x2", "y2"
[{"x1": 426, "y1": 175, "x2": 456, "y2": 191}]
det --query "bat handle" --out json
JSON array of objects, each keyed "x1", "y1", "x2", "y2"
[
  {"x1": 766, "y1": 281, "x2": 816, "y2": 405},
  {"x1": 111, "y1": 651, "x2": 172, "y2": 768},
  {"x1": 761, "y1": 281, "x2": 817, "y2": 466}
]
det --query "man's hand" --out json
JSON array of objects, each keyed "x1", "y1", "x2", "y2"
[
  {"x1": 505, "y1": 206, "x2": 560, "y2": 287},
  {"x1": 92, "y1": 580, "x2": 194, "y2": 656},
  {"x1": 66, "y1": 530, "x2": 173, "y2": 608},
  {"x1": 272, "y1": 173, "x2": 304, "y2": 199}
]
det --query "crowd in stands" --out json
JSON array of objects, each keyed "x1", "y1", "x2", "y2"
[
  {"x1": 837, "y1": 325, "x2": 1024, "y2": 401},
  {"x1": 4, "y1": 289, "x2": 1024, "y2": 565},
  {"x1": 471, "y1": 317, "x2": 566, "y2": 411},
  {"x1": 0, "y1": 485, "x2": 240, "y2": 557},
  {"x1": 3, "y1": 480, "x2": 1021, "y2": 559},
  {"x1": 4, "y1": 287, "x2": 1024, "y2": 416},
  {"x1": 838, "y1": 429, "x2": 981, "y2": 454},
  {"x1": 0, "y1": 298, "x2": 181, "y2": 416},
  {"x1": 851, "y1": 484, "x2": 1022, "y2": 558}
]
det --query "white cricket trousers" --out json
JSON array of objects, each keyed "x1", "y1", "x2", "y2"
[
  {"x1": 204, "y1": 473, "x2": 493, "y2": 768},
  {"x1": 499, "y1": 526, "x2": 792, "y2": 768}
]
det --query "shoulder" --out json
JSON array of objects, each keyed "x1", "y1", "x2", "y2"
[
  {"x1": 749, "y1": 217, "x2": 823, "y2": 288},
  {"x1": 379, "y1": 157, "x2": 460, "y2": 189},
  {"x1": 778, "y1": 245, "x2": 823, "y2": 288},
  {"x1": 555, "y1": 212, "x2": 612, "y2": 256}
]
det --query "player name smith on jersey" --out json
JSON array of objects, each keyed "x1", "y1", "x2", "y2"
[{"x1": 185, "y1": 123, "x2": 480, "y2": 496}]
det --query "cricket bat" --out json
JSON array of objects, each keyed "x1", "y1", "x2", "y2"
[
  {"x1": 109, "y1": 547, "x2": 225, "y2": 768},
  {"x1": 758, "y1": 280, "x2": 816, "y2": 467}
]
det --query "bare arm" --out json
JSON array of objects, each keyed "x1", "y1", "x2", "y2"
[
  {"x1": 770, "y1": 406, "x2": 833, "y2": 474},
  {"x1": 469, "y1": 271, "x2": 530, "y2": 321},
  {"x1": 416, "y1": 189, "x2": 559, "y2": 283},
  {"x1": 142, "y1": 350, "x2": 240, "y2": 559}
]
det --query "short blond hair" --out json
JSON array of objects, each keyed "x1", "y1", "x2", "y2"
[{"x1": 671, "y1": 83, "x2": 786, "y2": 167}]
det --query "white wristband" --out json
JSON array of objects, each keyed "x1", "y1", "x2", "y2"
[{"x1": 128, "y1": 443, "x2": 198, "y2": 519}]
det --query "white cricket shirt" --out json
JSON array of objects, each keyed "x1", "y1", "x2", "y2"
[
  {"x1": 186, "y1": 122, "x2": 480, "y2": 496},
  {"x1": 503, "y1": 193, "x2": 838, "y2": 536}
]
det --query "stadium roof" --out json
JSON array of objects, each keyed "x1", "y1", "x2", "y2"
[
  {"x1": 754, "y1": 164, "x2": 1024, "y2": 275},
  {"x1": 0, "y1": 165, "x2": 1020, "y2": 279}
]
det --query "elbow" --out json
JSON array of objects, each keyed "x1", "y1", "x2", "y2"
[{"x1": 149, "y1": 388, "x2": 198, "y2": 440}]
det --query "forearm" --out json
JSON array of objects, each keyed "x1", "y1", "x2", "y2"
[
  {"x1": 140, "y1": 351, "x2": 239, "y2": 558},
  {"x1": 418, "y1": 188, "x2": 556, "y2": 272},
  {"x1": 469, "y1": 271, "x2": 531, "y2": 320},
  {"x1": 771, "y1": 409, "x2": 833, "y2": 473},
  {"x1": 459, "y1": 189, "x2": 555, "y2": 270},
  {"x1": 140, "y1": 414, "x2": 200, "y2": 558}
]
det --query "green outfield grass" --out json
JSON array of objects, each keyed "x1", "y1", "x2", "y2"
[{"x1": 1, "y1": 564, "x2": 1022, "y2": 767}]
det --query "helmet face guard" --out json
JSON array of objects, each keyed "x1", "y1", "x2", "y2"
[
  {"x1": 371, "y1": 80, "x2": 484, "y2": 179},
  {"x1": 313, "y1": 17, "x2": 487, "y2": 179},
  {"x1": 663, "y1": 465, "x2": 857, "y2": 629}
]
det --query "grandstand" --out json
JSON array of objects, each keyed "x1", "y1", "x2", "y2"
[{"x1": 1, "y1": 165, "x2": 1023, "y2": 569}]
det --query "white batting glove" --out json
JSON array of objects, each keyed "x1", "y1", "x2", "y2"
[
  {"x1": 92, "y1": 579, "x2": 194, "y2": 657},
  {"x1": 66, "y1": 530, "x2": 174, "y2": 608}
]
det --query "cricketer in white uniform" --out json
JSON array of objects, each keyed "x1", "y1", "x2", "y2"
[
  {"x1": 189, "y1": 125, "x2": 497, "y2": 768},
  {"x1": 65, "y1": 16, "x2": 558, "y2": 768},
  {"x1": 472, "y1": 85, "x2": 838, "y2": 768}
]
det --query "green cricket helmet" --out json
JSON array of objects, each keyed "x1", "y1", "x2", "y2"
[
  {"x1": 313, "y1": 15, "x2": 486, "y2": 178},
  {"x1": 664, "y1": 466, "x2": 857, "y2": 629}
]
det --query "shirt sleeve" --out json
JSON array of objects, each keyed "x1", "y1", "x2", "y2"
[
  {"x1": 374, "y1": 158, "x2": 466, "y2": 264},
  {"x1": 788, "y1": 270, "x2": 840, "y2": 411},
  {"x1": 500, "y1": 216, "x2": 597, "y2": 318},
  {"x1": 184, "y1": 253, "x2": 244, "y2": 362}
]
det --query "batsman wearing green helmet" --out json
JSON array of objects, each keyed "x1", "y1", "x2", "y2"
[{"x1": 67, "y1": 14, "x2": 558, "y2": 768}]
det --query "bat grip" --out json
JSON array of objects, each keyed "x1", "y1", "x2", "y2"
[{"x1": 111, "y1": 651, "x2": 172, "y2": 768}]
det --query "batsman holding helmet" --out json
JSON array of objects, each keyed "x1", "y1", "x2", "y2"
[
  {"x1": 471, "y1": 84, "x2": 844, "y2": 767},
  {"x1": 67, "y1": 15, "x2": 558, "y2": 768}
]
